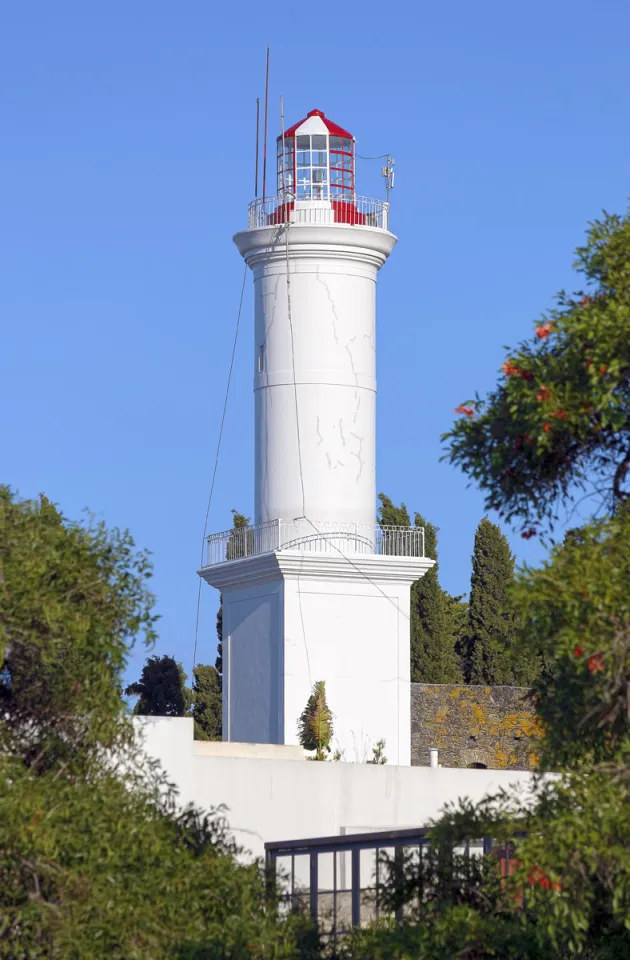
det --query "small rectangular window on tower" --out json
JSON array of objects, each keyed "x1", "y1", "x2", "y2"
[{"x1": 257, "y1": 343, "x2": 265, "y2": 373}]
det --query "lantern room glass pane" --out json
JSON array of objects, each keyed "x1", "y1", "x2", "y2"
[
  {"x1": 296, "y1": 135, "x2": 309, "y2": 149},
  {"x1": 296, "y1": 151, "x2": 310, "y2": 167},
  {"x1": 311, "y1": 134, "x2": 326, "y2": 149}
]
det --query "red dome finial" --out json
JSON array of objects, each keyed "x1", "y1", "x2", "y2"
[{"x1": 307, "y1": 109, "x2": 325, "y2": 118}]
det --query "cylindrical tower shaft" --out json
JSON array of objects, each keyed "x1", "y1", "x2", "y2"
[{"x1": 234, "y1": 221, "x2": 396, "y2": 531}]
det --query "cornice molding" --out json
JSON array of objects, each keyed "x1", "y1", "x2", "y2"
[
  {"x1": 233, "y1": 223, "x2": 397, "y2": 271},
  {"x1": 198, "y1": 550, "x2": 434, "y2": 591}
]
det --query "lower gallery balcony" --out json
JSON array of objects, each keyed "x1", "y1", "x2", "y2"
[{"x1": 204, "y1": 519, "x2": 425, "y2": 567}]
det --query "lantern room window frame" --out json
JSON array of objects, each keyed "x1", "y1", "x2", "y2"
[{"x1": 276, "y1": 132, "x2": 355, "y2": 201}]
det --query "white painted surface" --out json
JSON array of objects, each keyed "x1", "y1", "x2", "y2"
[
  {"x1": 234, "y1": 222, "x2": 396, "y2": 529},
  {"x1": 135, "y1": 717, "x2": 537, "y2": 866},
  {"x1": 193, "y1": 740, "x2": 304, "y2": 760},
  {"x1": 201, "y1": 551, "x2": 434, "y2": 766}
]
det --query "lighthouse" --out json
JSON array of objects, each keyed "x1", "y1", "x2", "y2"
[{"x1": 199, "y1": 109, "x2": 433, "y2": 765}]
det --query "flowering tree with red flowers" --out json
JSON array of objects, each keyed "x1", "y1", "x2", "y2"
[
  {"x1": 443, "y1": 210, "x2": 630, "y2": 538},
  {"x1": 338, "y1": 211, "x2": 630, "y2": 959}
]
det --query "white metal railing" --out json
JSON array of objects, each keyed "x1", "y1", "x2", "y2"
[
  {"x1": 247, "y1": 195, "x2": 390, "y2": 231},
  {"x1": 204, "y1": 520, "x2": 424, "y2": 567}
]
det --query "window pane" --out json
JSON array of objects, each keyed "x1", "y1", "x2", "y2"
[
  {"x1": 283, "y1": 153, "x2": 294, "y2": 170},
  {"x1": 343, "y1": 154, "x2": 353, "y2": 169},
  {"x1": 297, "y1": 169, "x2": 311, "y2": 183},
  {"x1": 312, "y1": 168, "x2": 327, "y2": 183},
  {"x1": 330, "y1": 169, "x2": 343, "y2": 185},
  {"x1": 311, "y1": 134, "x2": 327, "y2": 149},
  {"x1": 296, "y1": 135, "x2": 310, "y2": 149},
  {"x1": 329, "y1": 136, "x2": 343, "y2": 150},
  {"x1": 296, "y1": 151, "x2": 310, "y2": 167},
  {"x1": 342, "y1": 171, "x2": 352, "y2": 186},
  {"x1": 311, "y1": 150, "x2": 327, "y2": 165},
  {"x1": 277, "y1": 140, "x2": 283, "y2": 156},
  {"x1": 342, "y1": 138, "x2": 352, "y2": 151}
]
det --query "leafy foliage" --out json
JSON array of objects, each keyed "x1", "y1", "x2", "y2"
[
  {"x1": 378, "y1": 494, "x2": 463, "y2": 683},
  {"x1": 443, "y1": 209, "x2": 630, "y2": 535},
  {"x1": 0, "y1": 488, "x2": 318, "y2": 958},
  {"x1": 339, "y1": 211, "x2": 630, "y2": 957},
  {"x1": 0, "y1": 487, "x2": 157, "y2": 774},
  {"x1": 334, "y1": 511, "x2": 630, "y2": 958},
  {"x1": 463, "y1": 517, "x2": 534, "y2": 685},
  {"x1": 298, "y1": 681, "x2": 334, "y2": 760},
  {"x1": 125, "y1": 654, "x2": 189, "y2": 717},
  {"x1": 191, "y1": 663, "x2": 222, "y2": 741}
]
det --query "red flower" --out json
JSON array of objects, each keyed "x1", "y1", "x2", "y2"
[
  {"x1": 543, "y1": 422, "x2": 551, "y2": 433},
  {"x1": 502, "y1": 361, "x2": 521, "y2": 377},
  {"x1": 580, "y1": 296, "x2": 591, "y2": 307},
  {"x1": 598, "y1": 365, "x2": 608, "y2": 376},
  {"x1": 588, "y1": 653, "x2": 604, "y2": 674},
  {"x1": 573, "y1": 645, "x2": 584, "y2": 658},
  {"x1": 455, "y1": 405, "x2": 474, "y2": 417},
  {"x1": 537, "y1": 387, "x2": 550, "y2": 402},
  {"x1": 535, "y1": 322, "x2": 553, "y2": 339},
  {"x1": 553, "y1": 410, "x2": 567, "y2": 420},
  {"x1": 520, "y1": 370, "x2": 534, "y2": 381}
]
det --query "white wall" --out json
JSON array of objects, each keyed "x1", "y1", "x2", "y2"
[{"x1": 135, "y1": 717, "x2": 537, "y2": 866}]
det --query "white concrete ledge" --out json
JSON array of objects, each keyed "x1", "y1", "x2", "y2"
[{"x1": 193, "y1": 740, "x2": 304, "y2": 761}]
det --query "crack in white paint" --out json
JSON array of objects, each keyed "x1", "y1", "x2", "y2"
[
  {"x1": 316, "y1": 267, "x2": 340, "y2": 345},
  {"x1": 315, "y1": 417, "x2": 324, "y2": 447},
  {"x1": 352, "y1": 390, "x2": 361, "y2": 425},
  {"x1": 350, "y1": 431, "x2": 364, "y2": 483},
  {"x1": 344, "y1": 335, "x2": 360, "y2": 386},
  {"x1": 338, "y1": 418, "x2": 346, "y2": 447}
]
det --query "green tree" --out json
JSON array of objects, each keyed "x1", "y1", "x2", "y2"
[
  {"x1": 298, "y1": 680, "x2": 334, "y2": 760},
  {"x1": 464, "y1": 517, "x2": 532, "y2": 684},
  {"x1": 347, "y1": 210, "x2": 630, "y2": 959},
  {"x1": 346, "y1": 511, "x2": 630, "y2": 959},
  {"x1": 125, "y1": 654, "x2": 189, "y2": 716},
  {"x1": 378, "y1": 495, "x2": 463, "y2": 683},
  {"x1": 191, "y1": 663, "x2": 222, "y2": 741},
  {"x1": 0, "y1": 488, "x2": 317, "y2": 958},
  {"x1": 443, "y1": 208, "x2": 630, "y2": 536}
]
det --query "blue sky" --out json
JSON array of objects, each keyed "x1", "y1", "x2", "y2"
[{"x1": 2, "y1": 1, "x2": 629, "y2": 685}]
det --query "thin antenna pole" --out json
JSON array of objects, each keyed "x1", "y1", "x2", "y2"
[
  {"x1": 254, "y1": 98, "x2": 260, "y2": 198},
  {"x1": 262, "y1": 46, "x2": 270, "y2": 200},
  {"x1": 280, "y1": 95, "x2": 286, "y2": 201}
]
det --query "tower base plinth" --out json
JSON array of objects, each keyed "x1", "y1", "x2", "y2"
[{"x1": 199, "y1": 551, "x2": 433, "y2": 766}]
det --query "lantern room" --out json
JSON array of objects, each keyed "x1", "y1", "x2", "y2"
[{"x1": 276, "y1": 109, "x2": 355, "y2": 201}]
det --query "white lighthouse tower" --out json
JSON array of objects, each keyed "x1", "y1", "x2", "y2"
[{"x1": 199, "y1": 109, "x2": 433, "y2": 765}]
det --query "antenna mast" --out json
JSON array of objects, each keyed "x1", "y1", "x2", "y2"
[
  {"x1": 262, "y1": 46, "x2": 270, "y2": 200},
  {"x1": 254, "y1": 98, "x2": 260, "y2": 198},
  {"x1": 381, "y1": 154, "x2": 395, "y2": 205}
]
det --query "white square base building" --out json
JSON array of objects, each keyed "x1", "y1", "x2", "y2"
[{"x1": 200, "y1": 551, "x2": 433, "y2": 766}]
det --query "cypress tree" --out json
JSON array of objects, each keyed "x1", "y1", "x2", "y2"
[
  {"x1": 465, "y1": 517, "x2": 531, "y2": 684},
  {"x1": 377, "y1": 494, "x2": 462, "y2": 683},
  {"x1": 191, "y1": 663, "x2": 222, "y2": 740},
  {"x1": 410, "y1": 513, "x2": 462, "y2": 683},
  {"x1": 125, "y1": 655, "x2": 188, "y2": 716}
]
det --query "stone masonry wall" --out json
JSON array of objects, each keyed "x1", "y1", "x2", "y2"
[{"x1": 410, "y1": 684, "x2": 542, "y2": 771}]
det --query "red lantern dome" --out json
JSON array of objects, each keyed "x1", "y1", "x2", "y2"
[
  {"x1": 265, "y1": 109, "x2": 374, "y2": 226},
  {"x1": 276, "y1": 109, "x2": 355, "y2": 202}
]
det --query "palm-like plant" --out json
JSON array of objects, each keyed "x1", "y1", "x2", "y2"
[{"x1": 298, "y1": 681, "x2": 333, "y2": 760}]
